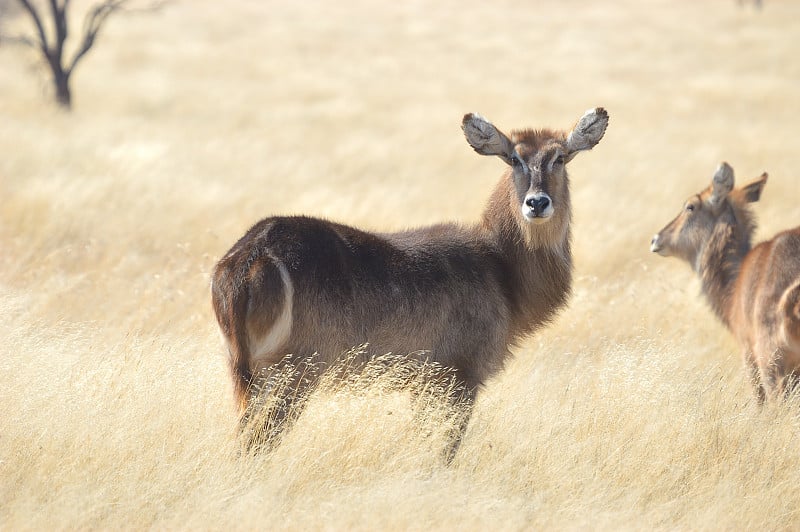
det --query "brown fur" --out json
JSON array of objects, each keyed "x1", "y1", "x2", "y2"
[
  {"x1": 212, "y1": 108, "x2": 609, "y2": 450},
  {"x1": 651, "y1": 162, "x2": 800, "y2": 401}
]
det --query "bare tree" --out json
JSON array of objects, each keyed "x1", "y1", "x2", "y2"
[{"x1": 5, "y1": 0, "x2": 161, "y2": 109}]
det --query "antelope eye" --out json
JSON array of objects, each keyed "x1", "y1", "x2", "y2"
[
  {"x1": 510, "y1": 155, "x2": 522, "y2": 168},
  {"x1": 685, "y1": 203, "x2": 695, "y2": 212},
  {"x1": 553, "y1": 155, "x2": 565, "y2": 166}
]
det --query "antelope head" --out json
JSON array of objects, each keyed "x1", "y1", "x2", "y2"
[
  {"x1": 650, "y1": 162, "x2": 768, "y2": 268},
  {"x1": 462, "y1": 108, "x2": 608, "y2": 226}
]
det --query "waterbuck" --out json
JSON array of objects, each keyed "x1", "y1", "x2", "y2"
[
  {"x1": 651, "y1": 162, "x2": 800, "y2": 401},
  {"x1": 212, "y1": 108, "x2": 609, "y2": 451}
]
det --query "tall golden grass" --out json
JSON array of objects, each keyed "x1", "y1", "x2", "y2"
[{"x1": 2, "y1": 0, "x2": 800, "y2": 528}]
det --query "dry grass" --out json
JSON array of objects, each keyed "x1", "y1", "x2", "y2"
[{"x1": 2, "y1": 0, "x2": 800, "y2": 529}]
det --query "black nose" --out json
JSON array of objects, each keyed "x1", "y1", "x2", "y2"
[{"x1": 526, "y1": 195, "x2": 551, "y2": 214}]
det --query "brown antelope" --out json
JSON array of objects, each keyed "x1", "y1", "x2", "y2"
[
  {"x1": 651, "y1": 162, "x2": 800, "y2": 401},
  {"x1": 212, "y1": 108, "x2": 609, "y2": 452}
]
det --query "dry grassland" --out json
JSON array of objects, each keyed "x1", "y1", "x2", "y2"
[{"x1": 2, "y1": 0, "x2": 800, "y2": 529}]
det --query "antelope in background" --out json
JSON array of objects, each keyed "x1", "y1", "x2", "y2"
[
  {"x1": 651, "y1": 162, "x2": 800, "y2": 401},
  {"x1": 212, "y1": 108, "x2": 609, "y2": 454}
]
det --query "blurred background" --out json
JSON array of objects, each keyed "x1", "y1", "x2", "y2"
[{"x1": 1, "y1": 0, "x2": 799, "y2": 528}]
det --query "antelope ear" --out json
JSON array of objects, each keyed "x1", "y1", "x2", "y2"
[
  {"x1": 739, "y1": 172, "x2": 768, "y2": 203},
  {"x1": 565, "y1": 107, "x2": 609, "y2": 161},
  {"x1": 709, "y1": 162, "x2": 735, "y2": 208},
  {"x1": 462, "y1": 113, "x2": 515, "y2": 166}
]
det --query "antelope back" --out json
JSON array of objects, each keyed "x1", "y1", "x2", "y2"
[{"x1": 735, "y1": 229, "x2": 800, "y2": 349}]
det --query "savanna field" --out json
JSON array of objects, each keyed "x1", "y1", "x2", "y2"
[{"x1": 2, "y1": 0, "x2": 800, "y2": 529}]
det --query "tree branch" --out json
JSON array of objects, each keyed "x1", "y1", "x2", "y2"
[
  {"x1": 66, "y1": 0, "x2": 127, "y2": 75},
  {"x1": 0, "y1": 32, "x2": 39, "y2": 48},
  {"x1": 15, "y1": 0, "x2": 50, "y2": 55},
  {"x1": 48, "y1": 0, "x2": 68, "y2": 65}
]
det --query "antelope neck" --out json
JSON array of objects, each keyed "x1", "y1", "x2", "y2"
[{"x1": 696, "y1": 222, "x2": 752, "y2": 329}]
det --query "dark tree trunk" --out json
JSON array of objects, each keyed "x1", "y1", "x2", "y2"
[
  {"x1": 45, "y1": 51, "x2": 72, "y2": 109},
  {"x1": 53, "y1": 68, "x2": 72, "y2": 109}
]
